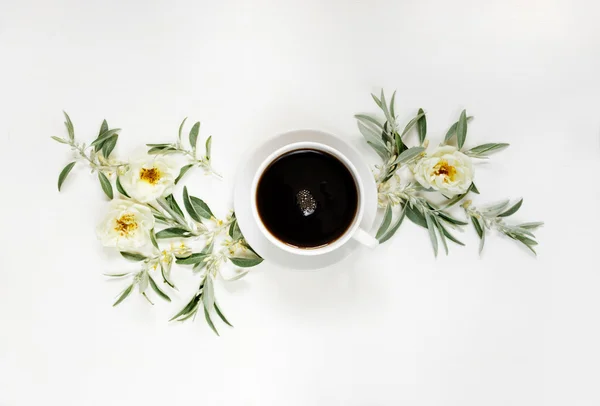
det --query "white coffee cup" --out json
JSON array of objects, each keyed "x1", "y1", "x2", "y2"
[{"x1": 251, "y1": 141, "x2": 379, "y2": 256}]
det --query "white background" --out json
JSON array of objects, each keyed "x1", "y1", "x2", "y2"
[{"x1": 1, "y1": 0, "x2": 599, "y2": 405}]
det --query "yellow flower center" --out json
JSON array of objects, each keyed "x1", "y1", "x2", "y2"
[
  {"x1": 139, "y1": 167, "x2": 161, "y2": 185},
  {"x1": 114, "y1": 214, "x2": 138, "y2": 236},
  {"x1": 433, "y1": 160, "x2": 457, "y2": 182}
]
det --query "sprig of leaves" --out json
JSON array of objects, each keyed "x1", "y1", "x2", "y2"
[
  {"x1": 462, "y1": 199, "x2": 543, "y2": 255},
  {"x1": 147, "y1": 118, "x2": 220, "y2": 183}
]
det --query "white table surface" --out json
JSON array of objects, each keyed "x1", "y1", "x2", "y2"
[{"x1": 1, "y1": 0, "x2": 599, "y2": 405}]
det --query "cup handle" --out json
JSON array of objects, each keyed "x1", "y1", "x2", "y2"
[{"x1": 351, "y1": 227, "x2": 379, "y2": 248}]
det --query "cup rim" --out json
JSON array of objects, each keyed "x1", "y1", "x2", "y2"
[{"x1": 250, "y1": 141, "x2": 365, "y2": 256}]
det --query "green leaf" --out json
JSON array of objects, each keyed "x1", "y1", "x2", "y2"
[
  {"x1": 358, "y1": 121, "x2": 387, "y2": 149},
  {"x1": 103, "y1": 272, "x2": 132, "y2": 278},
  {"x1": 165, "y1": 194, "x2": 185, "y2": 219},
  {"x1": 99, "y1": 119, "x2": 108, "y2": 136},
  {"x1": 150, "y1": 229, "x2": 159, "y2": 250},
  {"x1": 202, "y1": 276, "x2": 215, "y2": 314},
  {"x1": 142, "y1": 292, "x2": 154, "y2": 305},
  {"x1": 189, "y1": 196, "x2": 214, "y2": 219},
  {"x1": 471, "y1": 216, "x2": 484, "y2": 239},
  {"x1": 176, "y1": 253, "x2": 209, "y2": 265},
  {"x1": 115, "y1": 176, "x2": 130, "y2": 198},
  {"x1": 437, "y1": 211, "x2": 468, "y2": 226},
  {"x1": 201, "y1": 239, "x2": 214, "y2": 255},
  {"x1": 91, "y1": 128, "x2": 121, "y2": 149},
  {"x1": 498, "y1": 198, "x2": 523, "y2": 218},
  {"x1": 101, "y1": 134, "x2": 118, "y2": 158},
  {"x1": 354, "y1": 114, "x2": 383, "y2": 130},
  {"x1": 120, "y1": 251, "x2": 146, "y2": 261},
  {"x1": 400, "y1": 111, "x2": 426, "y2": 138},
  {"x1": 57, "y1": 162, "x2": 76, "y2": 191},
  {"x1": 155, "y1": 227, "x2": 192, "y2": 239},
  {"x1": 229, "y1": 219, "x2": 242, "y2": 241},
  {"x1": 214, "y1": 302, "x2": 233, "y2": 327},
  {"x1": 437, "y1": 222, "x2": 465, "y2": 246},
  {"x1": 113, "y1": 284, "x2": 134, "y2": 307},
  {"x1": 433, "y1": 218, "x2": 449, "y2": 255},
  {"x1": 189, "y1": 121, "x2": 200, "y2": 150},
  {"x1": 178, "y1": 117, "x2": 187, "y2": 144},
  {"x1": 424, "y1": 213, "x2": 439, "y2": 257},
  {"x1": 229, "y1": 257, "x2": 263, "y2": 268},
  {"x1": 175, "y1": 164, "x2": 194, "y2": 185},
  {"x1": 160, "y1": 262, "x2": 176, "y2": 289},
  {"x1": 482, "y1": 200, "x2": 510, "y2": 217},
  {"x1": 169, "y1": 295, "x2": 200, "y2": 321},
  {"x1": 51, "y1": 136, "x2": 69, "y2": 144},
  {"x1": 371, "y1": 93, "x2": 383, "y2": 109},
  {"x1": 148, "y1": 274, "x2": 171, "y2": 302},
  {"x1": 205, "y1": 136, "x2": 212, "y2": 160},
  {"x1": 379, "y1": 90, "x2": 394, "y2": 126},
  {"x1": 417, "y1": 108, "x2": 427, "y2": 145},
  {"x1": 479, "y1": 225, "x2": 486, "y2": 254},
  {"x1": 456, "y1": 110, "x2": 468, "y2": 149},
  {"x1": 98, "y1": 172, "x2": 113, "y2": 199},
  {"x1": 204, "y1": 306, "x2": 219, "y2": 336},
  {"x1": 389, "y1": 90, "x2": 397, "y2": 119},
  {"x1": 182, "y1": 186, "x2": 202, "y2": 222},
  {"x1": 392, "y1": 146, "x2": 424, "y2": 165},
  {"x1": 378, "y1": 207, "x2": 406, "y2": 243},
  {"x1": 148, "y1": 146, "x2": 177, "y2": 155},
  {"x1": 465, "y1": 143, "x2": 509, "y2": 158},
  {"x1": 375, "y1": 204, "x2": 393, "y2": 240},
  {"x1": 471, "y1": 182, "x2": 480, "y2": 194},
  {"x1": 518, "y1": 221, "x2": 544, "y2": 230},
  {"x1": 405, "y1": 204, "x2": 427, "y2": 228},
  {"x1": 63, "y1": 111, "x2": 74, "y2": 141},
  {"x1": 444, "y1": 116, "x2": 474, "y2": 143},
  {"x1": 443, "y1": 186, "x2": 473, "y2": 209}
]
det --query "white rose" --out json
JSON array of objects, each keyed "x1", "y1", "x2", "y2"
[
  {"x1": 413, "y1": 145, "x2": 474, "y2": 195},
  {"x1": 96, "y1": 199, "x2": 155, "y2": 251},
  {"x1": 120, "y1": 156, "x2": 177, "y2": 203}
]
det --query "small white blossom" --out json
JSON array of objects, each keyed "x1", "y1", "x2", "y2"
[
  {"x1": 120, "y1": 156, "x2": 177, "y2": 203},
  {"x1": 413, "y1": 145, "x2": 473, "y2": 195},
  {"x1": 96, "y1": 199, "x2": 155, "y2": 251}
]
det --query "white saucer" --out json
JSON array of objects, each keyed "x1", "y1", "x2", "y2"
[{"x1": 233, "y1": 129, "x2": 377, "y2": 270}]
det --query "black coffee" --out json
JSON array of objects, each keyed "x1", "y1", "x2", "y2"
[{"x1": 256, "y1": 149, "x2": 358, "y2": 248}]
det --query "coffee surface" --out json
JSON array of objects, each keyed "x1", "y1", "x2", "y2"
[{"x1": 256, "y1": 149, "x2": 358, "y2": 248}]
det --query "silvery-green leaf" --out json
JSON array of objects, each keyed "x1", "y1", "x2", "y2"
[
  {"x1": 482, "y1": 200, "x2": 510, "y2": 216},
  {"x1": 498, "y1": 198, "x2": 523, "y2": 218},
  {"x1": 367, "y1": 141, "x2": 389, "y2": 160},
  {"x1": 214, "y1": 302, "x2": 233, "y2": 327},
  {"x1": 148, "y1": 146, "x2": 177, "y2": 155},
  {"x1": 392, "y1": 146, "x2": 424, "y2": 165},
  {"x1": 155, "y1": 227, "x2": 192, "y2": 239},
  {"x1": 471, "y1": 216, "x2": 484, "y2": 239},
  {"x1": 229, "y1": 218, "x2": 242, "y2": 241},
  {"x1": 479, "y1": 225, "x2": 486, "y2": 254},
  {"x1": 518, "y1": 221, "x2": 544, "y2": 230},
  {"x1": 375, "y1": 204, "x2": 392, "y2": 240},
  {"x1": 358, "y1": 121, "x2": 386, "y2": 149},
  {"x1": 91, "y1": 128, "x2": 121, "y2": 149},
  {"x1": 101, "y1": 134, "x2": 118, "y2": 157},
  {"x1": 146, "y1": 143, "x2": 172, "y2": 147},
  {"x1": 202, "y1": 276, "x2": 215, "y2": 312},
  {"x1": 417, "y1": 108, "x2": 427, "y2": 145},
  {"x1": 222, "y1": 270, "x2": 249, "y2": 281},
  {"x1": 204, "y1": 306, "x2": 219, "y2": 336},
  {"x1": 178, "y1": 117, "x2": 187, "y2": 144},
  {"x1": 165, "y1": 194, "x2": 185, "y2": 219},
  {"x1": 379, "y1": 90, "x2": 394, "y2": 126},
  {"x1": 400, "y1": 111, "x2": 426, "y2": 138},
  {"x1": 63, "y1": 111, "x2": 74, "y2": 141},
  {"x1": 354, "y1": 114, "x2": 383, "y2": 129},
  {"x1": 138, "y1": 271, "x2": 149, "y2": 293},
  {"x1": 51, "y1": 136, "x2": 69, "y2": 144},
  {"x1": 176, "y1": 253, "x2": 209, "y2": 265},
  {"x1": 120, "y1": 251, "x2": 146, "y2": 261},
  {"x1": 465, "y1": 143, "x2": 509, "y2": 158},
  {"x1": 148, "y1": 274, "x2": 171, "y2": 302},
  {"x1": 115, "y1": 176, "x2": 130, "y2": 198},
  {"x1": 378, "y1": 207, "x2": 406, "y2": 244},
  {"x1": 98, "y1": 171, "x2": 113, "y2": 199},
  {"x1": 103, "y1": 272, "x2": 132, "y2": 277},
  {"x1": 437, "y1": 222, "x2": 465, "y2": 246},
  {"x1": 175, "y1": 164, "x2": 194, "y2": 185},
  {"x1": 389, "y1": 90, "x2": 397, "y2": 119},
  {"x1": 189, "y1": 196, "x2": 214, "y2": 219},
  {"x1": 58, "y1": 161, "x2": 76, "y2": 191},
  {"x1": 189, "y1": 121, "x2": 200, "y2": 150},
  {"x1": 432, "y1": 217, "x2": 449, "y2": 255},
  {"x1": 160, "y1": 261, "x2": 175, "y2": 289},
  {"x1": 113, "y1": 284, "x2": 133, "y2": 307},
  {"x1": 442, "y1": 184, "x2": 474, "y2": 209},
  {"x1": 150, "y1": 229, "x2": 159, "y2": 250},
  {"x1": 182, "y1": 186, "x2": 202, "y2": 222},
  {"x1": 405, "y1": 204, "x2": 427, "y2": 228},
  {"x1": 436, "y1": 211, "x2": 468, "y2": 226},
  {"x1": 371, "y1": 93, "x2": 383, "y2": 109},
  {"x1": 205, "y1": 136, "x2": 212, "y2": 160},
  {"x1": 456, "y1": 109, "x2": 468, "y2": 149},
  {"x1": 424, "y1": 213, "x2": 439, "y2": 257},
  {"x1": 444, "y1": 116, "x2": 474, "y2": 143},
  {"x1": 229, "y1": 257, "x2": 263, "y2": 267},
  {"x1": 201, "y1": 240, "x2": 214, "y2": 255},
  {"x1": 394, "y1": 132, "x2": 404, "y2": 155},
  {"x1": 142, "y1": 292, "x2": 154, "y2": 305}
]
